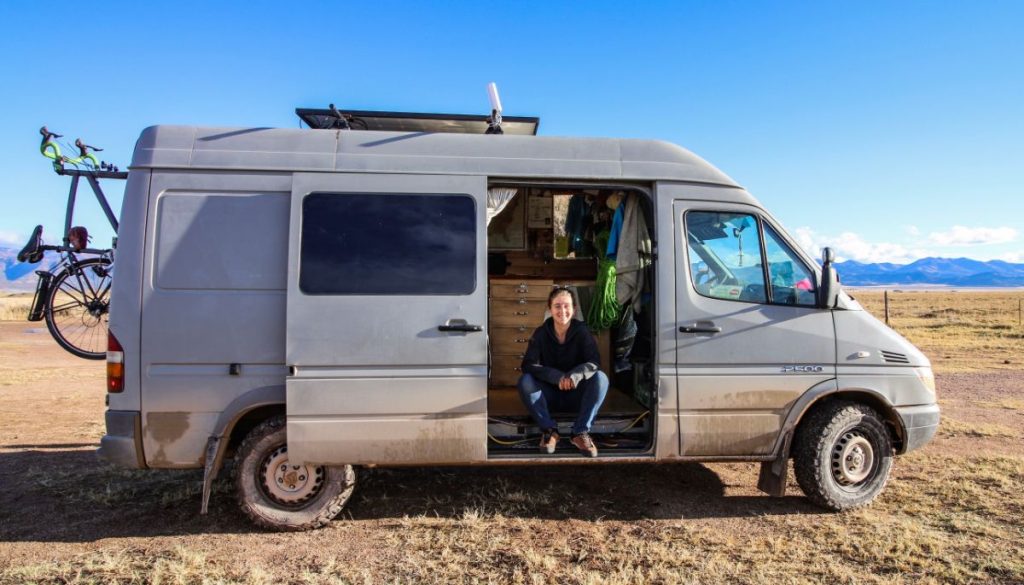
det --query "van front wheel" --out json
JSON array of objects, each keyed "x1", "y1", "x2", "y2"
[
  {"x1": 793, "y1": 400, "x2": 893, "y2": 511},
  {"x1": 234, "y1": 416, "x2": 356, "y2": 531}
]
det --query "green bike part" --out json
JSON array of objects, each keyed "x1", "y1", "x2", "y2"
[{"x1": 40, "y1": 141, "x2": 62, "y2": 161}]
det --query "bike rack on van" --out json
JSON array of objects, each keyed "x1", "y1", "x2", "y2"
[{"x1": 55, "y1": 167, "x2": 126, "y2": 244}]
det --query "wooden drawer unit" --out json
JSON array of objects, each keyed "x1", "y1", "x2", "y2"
[
  {"x1": 489, "y1": 278, "x2": 552, "y2": 386},
  {"x1": 490, "y1": 280, "x2": 553, "y2": 300},
  {"x1": 490, "y1": 326, "x2": 533, "y2": 354},
  {"x1": 490, "y1": 355, "x2": 526, "y2": 387},
  {"x1": 490, "y1": 299, "x2": 547, "y2": 326}
]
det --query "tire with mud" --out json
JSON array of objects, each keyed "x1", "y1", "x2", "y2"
[
  {"x1": 234, "y1": 416, "x2": 356, "y2": 531},
  {"x1": 793, "y1": 400, "x2": 893, "y2": 511}
]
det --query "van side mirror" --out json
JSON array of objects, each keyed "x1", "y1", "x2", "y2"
[{"x1": 817, "y1": 247, "x2": 841, "y2": 309}]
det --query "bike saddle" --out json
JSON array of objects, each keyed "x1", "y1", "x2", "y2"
[{"x1": 18, "y1": 225, "x2": 44, "y2": 264}]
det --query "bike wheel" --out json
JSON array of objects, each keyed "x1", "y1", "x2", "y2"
[{"x1": 44, "y1": 257, "x2": 113, "y2": 360}]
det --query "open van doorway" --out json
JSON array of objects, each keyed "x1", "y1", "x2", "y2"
[{"x1": 484, "y1": 184, "x2": 657, "y2": 459}]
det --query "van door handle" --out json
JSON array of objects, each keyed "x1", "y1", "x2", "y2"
[
  {"x1": 438, "y1": 324, "x2": 483, "y2": 332},
  {"x1": 679, "y1": 324, "x2": 722, "y2": 333}
]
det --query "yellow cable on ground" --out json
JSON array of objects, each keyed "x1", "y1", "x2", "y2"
[
  {"x1": 487, "y1": 433, "x2": 534, "y2": 445},
  {"x1": 619, "y1": 410, "x2": 650, "y2": 432}
]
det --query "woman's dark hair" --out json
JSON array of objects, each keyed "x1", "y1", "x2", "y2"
[{"x1": 548, "y1": 286, "x2": 575, "y2": 308}]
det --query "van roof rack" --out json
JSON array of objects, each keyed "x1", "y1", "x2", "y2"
[{"x1": 295, "y1": 108, "x2": 540, "y2": 135}]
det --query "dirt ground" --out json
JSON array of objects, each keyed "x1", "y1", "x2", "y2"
[{"x1": 1, "y1": 320, "x2": 1022, "y2": 584}]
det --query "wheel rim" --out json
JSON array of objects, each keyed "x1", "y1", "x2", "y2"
[
  {"x1": 46, "y1": 259, "x2": 112, "y2": 358},
  {"x1": 832, "y1": 431, "x2": 875, "y2": 486},
  {"x1": 257, "y1": 444, "x2": 326, "y2": 508}
]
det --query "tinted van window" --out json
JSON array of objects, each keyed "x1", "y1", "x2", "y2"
[{"x1": 300, "y1": 193, "x2": 476, "y2": 295}]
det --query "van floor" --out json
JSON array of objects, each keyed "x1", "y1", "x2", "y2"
[{"x1": 487, "y1": 386, "x2": 653, "y2": 455}]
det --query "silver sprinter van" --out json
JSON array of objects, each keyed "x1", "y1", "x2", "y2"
[{"x1": 98, "y1": 110, "x2": 939, "y2": 530}]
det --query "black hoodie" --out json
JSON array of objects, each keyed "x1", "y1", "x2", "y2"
[{"x1": 520, "y1": 317, "x2": 601, "y2": 387}]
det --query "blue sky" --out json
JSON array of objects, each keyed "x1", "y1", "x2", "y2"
[{"x1": 1, "y1": 1, "x2": 1021, "y2": 264}]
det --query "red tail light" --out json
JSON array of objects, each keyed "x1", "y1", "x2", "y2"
[{"x1": 107, "y1": 332, "x2": 124, "y2": 393}]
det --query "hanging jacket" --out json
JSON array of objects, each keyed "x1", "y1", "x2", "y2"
[{"x1": 615, "y1": 194, "x2": 653, "y2": 311}]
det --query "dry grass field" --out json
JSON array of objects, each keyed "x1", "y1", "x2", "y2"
[{"x1": 0, "y1": 291, "x2": 1022, "y2": 584}]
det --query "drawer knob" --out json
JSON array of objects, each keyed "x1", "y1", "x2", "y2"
[
  {"x1": 517, "y1": 299, "x2": 527, "y2": 304},
  {"x1": 515, "y1": 311, "x2": 529, "y2": 316},
  {"x1": 515, "y1": 338, "x2": 528, "y2": 343}
]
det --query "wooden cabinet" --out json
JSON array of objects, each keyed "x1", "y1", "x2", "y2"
[{"x1": 488, "y1": 279, "x2": 552, "y2": 387}]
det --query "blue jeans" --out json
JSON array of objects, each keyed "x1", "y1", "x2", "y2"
[{"x1": 517, "y1": 371, "x2": 609, "y2": 435}]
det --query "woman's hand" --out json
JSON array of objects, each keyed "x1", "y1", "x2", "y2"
[{"x1": 558, "y1": 377, "x2": 576, "y2": 391}]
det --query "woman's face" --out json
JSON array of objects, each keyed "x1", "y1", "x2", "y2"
[{"x1": 550, "y1": 291, "x2": 574, "y2": 327}]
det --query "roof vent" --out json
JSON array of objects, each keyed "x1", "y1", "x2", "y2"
[{"x1": 880, "y1": 350, "x2": 910, "y2": 364}]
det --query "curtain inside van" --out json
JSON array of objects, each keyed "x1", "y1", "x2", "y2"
[{"x1": 486, "y1": 188, "x2": 518, "y2": 225}]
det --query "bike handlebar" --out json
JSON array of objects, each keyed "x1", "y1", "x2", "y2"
[
  {"x1": 74, "y1": 138, "x2": 103, "y2": 157},
  {"x1": 40, "y1": 126, "x2": 62, "y2": 143}
]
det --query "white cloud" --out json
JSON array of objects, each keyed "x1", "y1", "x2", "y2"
[
  {"x1": 927, "y1": 226, "x2": 1018, "y2": 246},
  {"x1": 994, "y1": 251, "x2": 1024, "y2": 263},
  {"x1": 0, "y1": 230, "x2": 24, "y2": 247},
  {"x1": 904, "y1": 225, "x2": 920, "y2": 237},
  {"x1": 792, "y1": 227, "x2": 928, "y2": 264}
]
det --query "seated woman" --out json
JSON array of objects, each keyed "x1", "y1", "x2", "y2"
[{"x1": 517, "y1": 286, "x2": 609, "y2": 457}]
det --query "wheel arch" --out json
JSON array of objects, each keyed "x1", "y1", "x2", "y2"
[
  {"x1": 774, "y1": 380, "x2": 907, "y2": 460},
  {"x1": 204, "y1": 385, "x2": 286, "y2": 476}
]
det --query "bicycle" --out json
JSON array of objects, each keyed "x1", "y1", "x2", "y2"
[
  {"x1": 18, "y1": 126, "x2": 126, "y2": 359},
  {"x1": 18, "y1": 225, "x2": 113, "y2": 359}
]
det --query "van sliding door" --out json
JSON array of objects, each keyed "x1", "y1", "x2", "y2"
[{"x1": 285, "y1": 173, "x2": 488, "y2": 465}]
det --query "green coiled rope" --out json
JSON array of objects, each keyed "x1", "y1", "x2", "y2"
[{"x1": 587, "y1": 258, "x2": 621, "y2": 331}]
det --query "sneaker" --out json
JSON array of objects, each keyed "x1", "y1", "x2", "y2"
[
  {"x1": 571, "y1": 433, "x2": 598, "y2": 457},
  {"x1": 539, "y1": 429, "x2": 559, "y2": 454}
]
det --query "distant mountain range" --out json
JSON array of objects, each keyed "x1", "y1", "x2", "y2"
[
  {"x1": 1, "y1": 246, "x2": 40, "y2": 292},
  {"x1": 834, "y1": 257, "x2": 1024, "y2": 287},
  {"x1": 1, "y1": 244, "x2": 1023, "y2": 290}
]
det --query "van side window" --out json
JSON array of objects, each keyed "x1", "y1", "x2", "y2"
[
  {"x1": 685, "y1": 211, "x2": 767, "y2": 303},
  {"x1": 763, "y1": 224, "x2": 817, "y2": 306},
  {"x1": 300, "y1": 193, "x2": 476, "y2": 295}
]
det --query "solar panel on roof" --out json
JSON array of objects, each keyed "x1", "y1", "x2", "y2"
[{"x1": 295, "y1": 108, "x2": 540, "y2": 135}]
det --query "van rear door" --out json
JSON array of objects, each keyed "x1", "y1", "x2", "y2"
[{"x1": 285, "y1": 173, "x2": 488, "y2": 465}]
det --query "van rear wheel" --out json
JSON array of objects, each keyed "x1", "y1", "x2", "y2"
[
  {"x1": 234, "y1": 416, "x2": 356, "y2": 531},
  {"x1": 793, "y1": 400, "x2": 893, "y2": 511}
]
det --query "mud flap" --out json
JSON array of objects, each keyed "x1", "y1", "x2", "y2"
[
  {"x1": 200, "y1": 436, "x2": 222, "y2": 515},
  {"x1": 757, "y1": 431, "x2": 793, "y2": 497}
]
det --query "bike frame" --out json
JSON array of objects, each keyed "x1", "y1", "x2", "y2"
[{"x1": 55, "y1": 167, "x2": 125, "y2": 244}]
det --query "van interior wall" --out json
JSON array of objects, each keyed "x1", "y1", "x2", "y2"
[{"x1": 485, "y1": 185, "x2": 657, "y2": 450}]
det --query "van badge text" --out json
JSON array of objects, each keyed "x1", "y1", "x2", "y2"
[{"x1": 781, "y1": 365, "x2": 824, "y2": 373}]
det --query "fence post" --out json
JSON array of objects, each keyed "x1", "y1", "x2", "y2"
[{"x1": 884, "y1": 290, "x2": 890, "y2": 325}]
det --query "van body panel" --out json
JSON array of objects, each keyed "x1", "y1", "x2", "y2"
[
  {"x1": 143, "y1": 411, "x2": 218, "y2": 467},
  {"x1": 834, "y1": 371, "x2": 936, "y2": 408},
  {"x1": 288, "y1": 375, "x2": 487, "y2": 415},
  {"x1": 139, "y1": 171, "x2": 291, "y2": 466},
  {"x1": 668, "y1": 189, "x2": 836, "y2": 456},
  {"x1": 285, "y1": 172, "x2": 488, "y2": 466},
  {"x1": 107, "y1": 169, "x2": 151, "y2": 413},
  {"x1": 834, "y1": 309, "x2": 931, "y2": 369},
  {"x1": 132, "y1": 126, "x2": 743, "y2": 189},
  {"x1": 655, "y1": 370, "x2": 680, "y2": 458}
]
